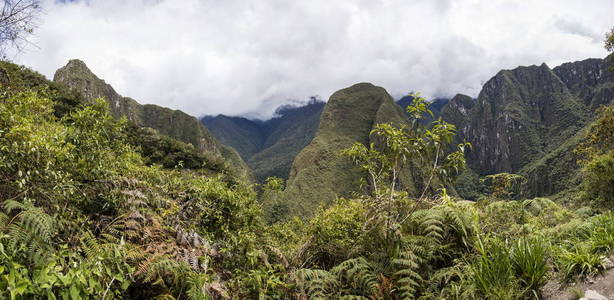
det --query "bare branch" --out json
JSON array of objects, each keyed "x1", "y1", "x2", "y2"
[{"x1": 0, "y1": 0, "x2": 42, "y2": 58}]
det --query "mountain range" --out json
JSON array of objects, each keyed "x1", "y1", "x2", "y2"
[
  {"x1": 7, "y1": 54, "x2": 611, "y2": 217},
  {"x1": 201, "y1": 55, "x2": 614, "y2": 216},
  {"x1": 202, "y1": 99, "x2": 325, "y2": 182}
]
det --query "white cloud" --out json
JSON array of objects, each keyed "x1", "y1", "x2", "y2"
[{"x1": 12, "y1": 0, "x2": 614, "y2": 118}]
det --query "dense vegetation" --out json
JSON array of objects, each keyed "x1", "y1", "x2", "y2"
[
  {"x1": 0, "y1": 28, "x2": 612, "y2": 298},
  {"x1": 202, "y1": 99, "x2": 325, "y2": 182},
  {"x1": 1, "y1": 64, "x2": 613, "y2": 298}
]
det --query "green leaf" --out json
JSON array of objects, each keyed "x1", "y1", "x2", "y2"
[{"x1": 69, "y1": 284, "x2": 80, "y2": 300}]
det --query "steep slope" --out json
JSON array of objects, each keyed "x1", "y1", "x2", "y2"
[
  {"x1": 282, "y1": 83, "x2": 414, "y2": 216},
  {"x1": 203, "y1": 100, "x2": 325, "y2": 181},
  {"x1": 201, "y1": 115, "x2": 265, "y2": 160},
  {"x1": 441, "y1": 57, "x2": 613, "y2": 197},
  {"x1": 53, "y1": 59, "x2": 250, "y2": 178},
  {"x1": 553, "y1": 57, "x2": 614, "y2": 109}
]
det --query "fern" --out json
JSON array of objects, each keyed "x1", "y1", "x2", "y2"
[
  {"x1": 293, "y1": 268, "x2": 339, "y2": 299},
  {"x1": 135, "y1": 253, "x2": 190, "y2": 290},
  {"x1": 185, "y1": 273, "x2": 212, "y2": 300},
  {"x1": 1, "y1": 200, "x2": 56, "y2": 261},
  {"x1": 393, "y1": 247, "x2": 424, "y2": 299},
  {"x1": 331, "y1": 257, "x2": 379, "y2": 297}
]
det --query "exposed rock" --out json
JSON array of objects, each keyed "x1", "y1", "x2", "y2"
[
  {"x1": 440, "y1": 57, "x2": 614, "y2": 197},
  {"x1": 553, "y1": 58, "x2": 614, "y2": 109},
  {"x1": 580, "y1": 290, "x2": 609, "y2": 300}
]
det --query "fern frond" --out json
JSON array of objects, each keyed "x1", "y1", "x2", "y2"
[
  {"x1": 2, "y1": 200, "x2": 56, "y2": 259},
  {"x1": 293, "y1": 268, "x2": 339, "y2": 299},
  {"x1": 393, "y1": 247, "x2": 424, "y2": 299},
  {"x1": 331, "y1": 257, "x2": 379, "y2": 296}
]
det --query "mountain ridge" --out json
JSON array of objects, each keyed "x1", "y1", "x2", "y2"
[
  {"x1": 202, "y1": 100, "x2": 325, "y2": 181},
  {"x1": 53, "y1": 59, "x2": 251, "y2": 179}
]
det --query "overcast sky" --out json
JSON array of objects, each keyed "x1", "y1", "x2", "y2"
[{"x1": 12, "y1": 0, "x2": 614, "y2": 119}]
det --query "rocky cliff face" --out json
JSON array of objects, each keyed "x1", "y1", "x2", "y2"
[
  {"x1": 553, "y1": 57, "x2": 614, "y2": 109},
  {"x1": 441, "y1": 57, "x2": 613, "y2": 197},
  {"x1": 53, "y1": 59, "x2": 250, "y2": 178},
  {"x1": 466, "y1": 63, "x2": 587, "y2": 174},
  {"x1": 283, "y1": 83, "x2": 414, "y2": 216}
]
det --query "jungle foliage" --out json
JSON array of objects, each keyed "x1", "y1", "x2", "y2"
[{"x1": 0, "y1": 61, "x2": 613, "y2": 299}]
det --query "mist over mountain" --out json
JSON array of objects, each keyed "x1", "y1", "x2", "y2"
[{"x1": 202, "y1": 99, "x2": 325, "y2": 182}]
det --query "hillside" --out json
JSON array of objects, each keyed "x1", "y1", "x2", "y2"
[
  {"x1": 202, "y1": 100, "x2": 325, "y2": 181},
  {"x1": 282, "y1": 83, "x2": 416, "y2": 216},
  {"x1": 53, "y1": 59, "x2": 250, "y2": 179}
]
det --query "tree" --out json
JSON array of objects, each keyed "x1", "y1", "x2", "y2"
[
  {"x1": 343, "y1": 93, "x2": 469, "y2": 253},
  {"x1": 606, "y1": 27, "x2": 614, "y2": 52},
  {"x1": 575, "y1": 106, "x2": 614, "y2": 207},
  {"x1": 0, "y1": 0, "x2": 41, "y2": 57}
]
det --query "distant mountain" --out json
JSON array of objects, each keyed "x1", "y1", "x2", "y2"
[
  {"x1": 276, "y1": 56, "x2": 612, "y2": 216},
  {"x1": 202, "y1": 100, "x2": 325, "y2": 181},
  {"x1": 53, "y1": 59, "x2": 250, "y2": 179},
  {"x1": 397, "y1": 95, "x2": 450, "y2": 124}
]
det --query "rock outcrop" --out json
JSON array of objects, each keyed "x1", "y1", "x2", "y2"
[{"x1": 441, "y1": 57, "x2": 613, "y2": 197}]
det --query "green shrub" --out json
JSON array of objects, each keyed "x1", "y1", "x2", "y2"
[
  {"x1": 511, "y1": 236, "x2": 549, "y2": 296},
  {"x1": 556, "y1": 243, "x2": 605, "y2": 280},
  {"x1": 304, "y1": 199, "x2": 367, "y2": 268},
  {"x1": 589, "y1": 212, "x2": 614, "y2": 253},
  {"x1": 481, "y1": 201, "x2": 527, "y2": 236},
  {"x1": 472, "y1": 237, "x2": 521, "y2": 300}
]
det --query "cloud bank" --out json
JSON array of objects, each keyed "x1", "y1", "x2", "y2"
[{"x1": 12, "y1": 0, "x2": 614, "y2": 118}]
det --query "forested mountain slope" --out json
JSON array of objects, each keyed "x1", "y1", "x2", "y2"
[
  {"x1": 53, "y1": 60, "x2": 251, "y2": 179},
  {"x1": 442, "y1": 56, "x2": 613, "y2": 197},
  {"x1": 272, "y1": 56, "x2": 612, "y2": 215},
  {"x1": 202, "y1": 100, "x2": 325, "y2": 181},
  {"x1": 282, "y1": 83, "x2": 417, "y2": 216}
]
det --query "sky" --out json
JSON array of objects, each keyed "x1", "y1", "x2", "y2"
[{"x1": 11, "y1": 0, "x2": 614, "y2": 119}]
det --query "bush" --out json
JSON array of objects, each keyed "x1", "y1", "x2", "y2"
[
  {"x1": 511, "y1": 236, "x2": 549, "y2": 296},
  {"x1": 472, "y1": 237, "x2": 521, "y2": 300},
  {"x1": 589, "y1": 212, "x2": 614, "y2": 253},
  {"x1": 582, "y1": 150, "x2": 614, "y2": 207},
  {"x1": 304, "y1": 199, "x2": 367, "y2": 268},
  {"x1": 556, "y1": 243, "x2": 605, "y2": 280}
]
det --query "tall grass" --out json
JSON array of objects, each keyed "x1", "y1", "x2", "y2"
[
  {"x1": 589, "y1": 212, "x2": 614, "y2": 253},
  {"x1": 472, "y1": 236, "x2": 549, "y2": 299},
  {"x1": 556, "y1": 243, "x2": 605, "y2": 280},
  {"x1": 472, "y1": 237, "x2": 520, "y2": 299},
  {"x1": 511, "y1": 236, "x2": 549, "y2": 297}
]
